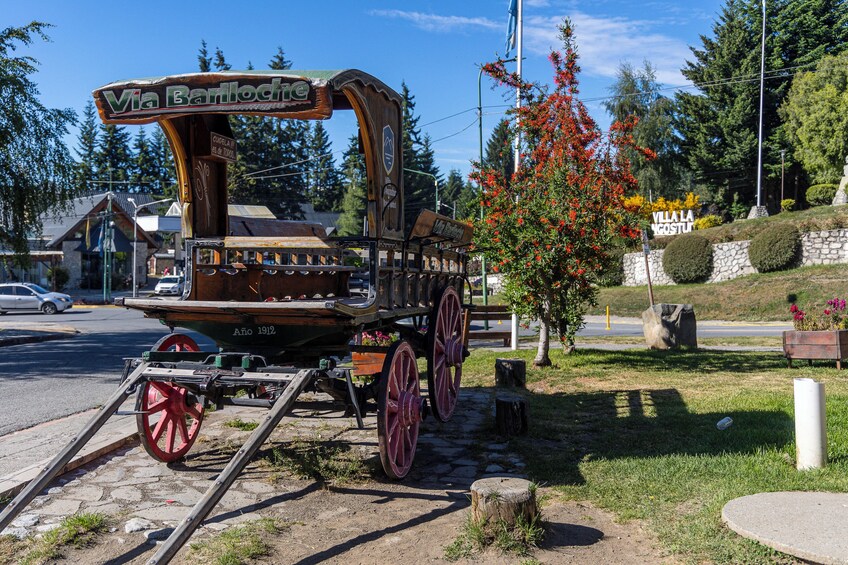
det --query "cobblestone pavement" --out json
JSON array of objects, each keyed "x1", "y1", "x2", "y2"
[{"x1": 1, "y1": 387, "x2": 532, "y2": 562}]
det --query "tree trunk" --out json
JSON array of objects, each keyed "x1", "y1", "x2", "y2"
[
  {"x1": 470, "y1": 477, "x2": 537, "y2": 527},
  {"x1": 534, "y1": 294, "x2": 552, "y2": 367}
]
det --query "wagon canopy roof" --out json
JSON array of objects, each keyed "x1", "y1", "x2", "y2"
[{"x1": 93, "y1": 69, "x2": 401, "y2": 124}]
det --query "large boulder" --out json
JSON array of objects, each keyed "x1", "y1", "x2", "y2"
[{"x1": 642, "y1": 303, "x2": 697, "y2": 349}]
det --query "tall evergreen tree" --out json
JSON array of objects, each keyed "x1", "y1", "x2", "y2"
[
  {"x1": 131, "y1": 127, "x2": 158, "y2": 192},
  {"x1": 603, "y1": 61, "x2": 680, "y2": 200},
  {"x1": 307, "y1": 122, "x2": 342, "y2": 211},
  {"x1": 94, "y1": 123, "x2": 133, "y2": 188},
  {"x1": 75, "y1": 99, "x2": 99, "y2": 193},
  {"x1": 149, "y1": 127, "x2": 176, "y2": 197},
  {"x1": 454, "y1": 178, "x2": 479, "y2": 221},
  {"x1": 197, "y1": 40, "x2": 211, "y2": 72},
  {"x1": 400, "y1": 82, "x2": 441, "y2": 228},
  {"x1": 213, "y1": 47, "x2": 231, "y2": 71},
  {"x1": 269, "y1": 47, "x2": 292, "y2": 72},
  {"x1": 484, "y1": 119, "x2": 515, "y2": 184},
  {"x1": 336, "y1": 135, "x2": 368, "y2": 236}
]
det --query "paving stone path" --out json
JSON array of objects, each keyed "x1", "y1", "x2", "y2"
[{"x1": 1, "y1": 387, "x2": 531, "y2": 561}]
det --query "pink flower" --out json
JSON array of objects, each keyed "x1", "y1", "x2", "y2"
[
  {"x1": 790, "y1": 304, "x2": 798, "y2": 313},
  {"x1": 825, "y1": 309, "x2": 832, "y2": 315}
]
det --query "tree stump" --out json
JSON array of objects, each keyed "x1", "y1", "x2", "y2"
[
  {"x1": 495, "y1": 358, "x2": 526, "y2": 388},
  {"x1": 495, "y1": 394, "x2": 528, "y2": 436},
  {"x1": 470, "y1": 477, "x2": 537, "y2": 527}
]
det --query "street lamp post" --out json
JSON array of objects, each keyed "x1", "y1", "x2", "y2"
[
  {"x1": 127, "y1": 197, "x2": 173, "y2": 298},
  {"x1": 403, "y1": 168, "x2": 439, "y2": 213}
]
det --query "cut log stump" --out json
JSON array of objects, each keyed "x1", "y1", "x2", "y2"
[
  {"x1": 495, "y1": 358, "x2": 526, "y2": 388},
  {"x1": 495, "y1": 394, "x2": 528, "y2": 436},
  {"x1": 470, "y1": 477, "x2": 537, "y2": 527}
]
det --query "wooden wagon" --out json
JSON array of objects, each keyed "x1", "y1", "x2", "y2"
[{"x1": 0, "y1": 69, "x2": 472, "y2": 564}]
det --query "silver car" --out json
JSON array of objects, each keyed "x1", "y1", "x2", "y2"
[{"x1": 0, "y1": 283, "x2": 74, "y2": 315}]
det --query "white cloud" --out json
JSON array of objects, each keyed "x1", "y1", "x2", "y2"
[
  {"x1": 369, "y1": 10, "x2": 499, "y2": 32},
  {"x1": 523, "y1": 13, "x2": 691, "y2": 86}
]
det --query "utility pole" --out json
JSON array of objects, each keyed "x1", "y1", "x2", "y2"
[
  {"x1": 754, "y1": 0, "x2": 767, "y2": 214},
  {"x1": 102, "y1": 193, "x2": 113, "y2": 304},
  {"x1": 780, "y1": 149, "x2": 786, "y2": 203}
]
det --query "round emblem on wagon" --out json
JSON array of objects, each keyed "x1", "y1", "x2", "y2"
[{"x1": 382, "y1": 125, "x2": 395, "y2": 175}]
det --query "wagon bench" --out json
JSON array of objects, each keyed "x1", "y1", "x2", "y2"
[{"x1": 0, "y1": 69, "x2": 473, "y2": 564}]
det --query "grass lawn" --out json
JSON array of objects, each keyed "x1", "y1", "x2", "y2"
[
  {"x1": 588, "y1": 263, "x2": 848, "y2": 321},
  {"x1": 461, "y1": 347, "x2": 848, "y2": 564}
]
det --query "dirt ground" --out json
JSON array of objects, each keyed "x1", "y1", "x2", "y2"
[{"x1": 7, "y1": 389, "x2": 673, "y2": 565}]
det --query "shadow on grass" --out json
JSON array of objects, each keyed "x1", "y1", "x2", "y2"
[{"x1": 517, "y1": 386, "x2": 793, "y2": 487}]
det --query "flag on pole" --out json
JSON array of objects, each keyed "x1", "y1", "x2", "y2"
[
  {"x1": 505, "y1": 0, "x2": 518, "y2": 57},
  {"x1": 96, "y1": 221, "x2": 105, "y2": 256}
]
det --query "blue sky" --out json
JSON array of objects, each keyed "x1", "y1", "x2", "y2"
[{"x1": 8, "y1": 0, "x2": 723, "y2": 182}]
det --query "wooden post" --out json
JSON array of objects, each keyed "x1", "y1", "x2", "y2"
[
  {"x1": 495, "y1": 394, "x2": 528, "y2": 436},
  {"x1": 642, "y1": 230, "x2": 654, "y2": 306},
  {"x1": 495, "y1": 358, "x2": 526, "y2": 388},
  {"x1": 470, "y1": 477, "x2": 537, "y2": 527}
]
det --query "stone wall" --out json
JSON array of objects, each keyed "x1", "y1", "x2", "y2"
[
  {"x1": 61, "y1": 240, "x2": 82, "y2": 289},
  {"x1": 622, "y1": 228, "x2": 848, "y2": 286}
]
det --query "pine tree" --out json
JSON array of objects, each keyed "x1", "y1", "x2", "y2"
[
  {"x1": 336, "y1": 135, "x2": 368, "y2": 236},
  {"x1": 131, "y1": 127, "x2": 158, "y2": 192},
  {"x1": 307, "y1": 122, "x2": 342, "y2": 211},
  {"x1": 213, "y1": 47, "x2": 231, "y2": 71},
  {"x1": 198, "y1": 40, "x2": 211, "y2": 72},
  {"x1": 94, "y1": 124, "x2": 133, "y2": 187},
  {"x1": 603, "y1": 61, "x2": 680, "y2": 200},
  {"x1": 454, "y1": 179, "x2": 479, "y2": 220},
  {"x1": 269, "y1": 47, "x2": 292, "y2": 71},
  {"x1": 149, "y1": 127, "x2": 176, "y2": 197},
  {"x1": 75, "y1": 100, "x2": 99, "y2": 193},
  {"x1": 484, "y1": 119, "x2": 515, "y2": 186},
  {"x1": 439, "y1": 169, "x2": 465, "y2": 218},
  {"x1": 400, "y1": 83, "x2": 441, "y2": 227}
]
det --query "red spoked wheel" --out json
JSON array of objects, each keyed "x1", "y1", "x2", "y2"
[
  {"x1": 427, "y1": 286, "x2": 464, "y2": 422},
  {"x1": 378, "y1": 340, "x2": 426, "y2": 480},
  {"x1": 136, "y1": 333, "x2": 205, "y2": 462}
]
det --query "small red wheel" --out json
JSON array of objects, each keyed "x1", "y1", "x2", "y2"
[
  {"x1": 378, "y1": 340, "x2": 426, "y2": 479},
  {"x1": 137, "y1": 334, "x2": 205, "y2": 462},
  {"x1": 427, "y1": 286, "x2": 464, "y2": 422}
]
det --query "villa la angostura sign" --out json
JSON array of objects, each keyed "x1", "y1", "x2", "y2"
[
  {"x1": 94, "y1": 74, "x2": 330, "y2": 123},
  {"x1": 651, "y1": 210, "x2": 695, "y2": 236}
]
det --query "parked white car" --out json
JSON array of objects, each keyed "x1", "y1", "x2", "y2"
[
  {"x1": 0, "y1": 283, "x2": 74, "y2": 315},
  {"x1": 154, "y1": 276, "x2": 185, "y2": 296}
]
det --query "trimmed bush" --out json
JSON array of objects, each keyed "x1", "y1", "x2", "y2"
[
  {"x1": 806, "y1": 184, "x2": 838, "y2": 206},
  {"x1": 748, "y1": 224, "x2": 800, "y2": 273},
  {"x1": 693, "y1": 215, "x2": 722, "y2": 230},
  {"x1": 662, "y1": 234, "x2": 713, "y2": 284},
  {"x1": 780, "y1": 199, "x2": 796, "y2": 213}
]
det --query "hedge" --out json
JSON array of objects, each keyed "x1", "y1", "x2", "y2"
[
  {"x1": 748, "y1": 224, "x2": 800, "y2": 273},
  {"x1": 662, "y1": 234, "x2": 713, "y2": 284},
  {"x1": 806, "y1": 184, "x2": 838, "y2": 206}
]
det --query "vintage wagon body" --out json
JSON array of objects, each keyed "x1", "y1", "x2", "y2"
[{"x1": 0, "y1": 69, "x2": 472, "y2": 564}]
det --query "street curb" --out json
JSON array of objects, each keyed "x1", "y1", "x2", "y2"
[
  {"x1": 0, "y1": 432, "x2": 138, "y2": 500},
  {"x1": 0, "y1": 332, "x2": 77, "y2": 348}
]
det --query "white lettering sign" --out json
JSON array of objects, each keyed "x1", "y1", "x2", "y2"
[{"x1": 650, "y1": 209, "x2": 695, "y2": 236}]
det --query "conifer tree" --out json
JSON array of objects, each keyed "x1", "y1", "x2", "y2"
[
  {"x1": 213, "y1": 47, "x2": 231, "y2": 71},
  {"x1": 94, "y1": 123, "x2": 133, "y2": 187},
  {"x1": 307, "y1": 122, "x2": 342, "y2": 211},
  {"x1": 75, "y1": 100, "x2": 99, "y2": 193},
  {"x1": 400, "y1": 83, "x2": 441, "y2": 227},
  {"x1": 336, "y1": 135, "x2": 368, "y2": 236},
  {"x1": 149, "y1": 128, "x2": 176, "y2": 197},
  {"x1": 197, "y1": 40, "x2": 211, "y2": 72},
  {"x1": 131, "y1": 127, "x2": 158, "y2": 193},
  {"x1": 484, "y1": 119, "x2": 514, "y2": 184}
]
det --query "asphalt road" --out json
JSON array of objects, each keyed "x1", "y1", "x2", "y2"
[{"x1": 0, "y1": 306, "x2": 213, "y2": 437}]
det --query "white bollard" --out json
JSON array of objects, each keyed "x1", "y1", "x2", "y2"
[
  {"x1": 510, "y1": 313, "x2": 518, "y2": 351},
  {"x1": 794, "y1": 378, "x2": 827, "y2": 470}
]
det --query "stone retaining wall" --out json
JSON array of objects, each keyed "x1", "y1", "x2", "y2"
[{"x1": 623, "y1": 228, "x2": 848, "y2": 286}]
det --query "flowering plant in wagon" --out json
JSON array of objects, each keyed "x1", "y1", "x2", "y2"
[{"x1": 790, "y1": 298, "x2": 848, "y2": 331}]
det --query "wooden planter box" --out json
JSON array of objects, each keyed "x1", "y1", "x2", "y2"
[
  {"x1": 783, "y1": 330, "x2": 848, "y2": 369},
  {"x1": 352, "y1": 352, "x2": 386, "y2": 377}
]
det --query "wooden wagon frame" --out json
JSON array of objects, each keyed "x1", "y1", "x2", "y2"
[{"x1": 0, "y1": 69, "x2": 473, "y2": 564}]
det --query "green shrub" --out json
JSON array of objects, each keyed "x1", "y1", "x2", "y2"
[
  {"x1": 47, "y1": 266, "x2": 70, "y2": 291},
  {"x1": 693, "y1": 215, "x2": 722, "y2": 230},
  {"x1": 806, "y1": 184, "x2": 838, "y2": 206},
  {"x1": 748, "y1": 224, "x2": 800, "y2": 273},
  {"x1": 780, "y1": 199, "x2": 796, "y2": 213},
  {"x1": 662, "y1": 234, "x2": 713, "y2": 284}
]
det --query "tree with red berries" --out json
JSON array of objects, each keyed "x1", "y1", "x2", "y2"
[{"x1": 472, "y1": 20, "x2": 646, "y2": 366}]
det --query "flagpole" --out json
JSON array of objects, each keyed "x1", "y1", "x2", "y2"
[{"x1": 510, "y1": 0, "x2": 523, "y2": 351}]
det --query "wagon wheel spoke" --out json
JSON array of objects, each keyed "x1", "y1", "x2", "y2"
[
  {"x1": 151, "y1": 413, "x2": 170, "y2": 442},
  {"x1": 176, "y1": 417, "x2": 190, "y2": 447},
  {"x1": 146, "y1": 397, "x2": 168, "y2": 415},
  {"x1": 165, "y1": 419, "x2": 177, "y2": 452},
  {"x1": 150, "y1": 381, "x2": 175, "y2": 397},
  {"x1": 186, "y1": 404, "x2": 202, "y2": 420}
]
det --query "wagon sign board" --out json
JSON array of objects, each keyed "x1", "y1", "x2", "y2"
[
  {"x1": 209, "y1": 133, "x2": 237, "y2": 163},
  {"x1": 95, "y1": 74, "x2": 331, "y2": 123}
]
